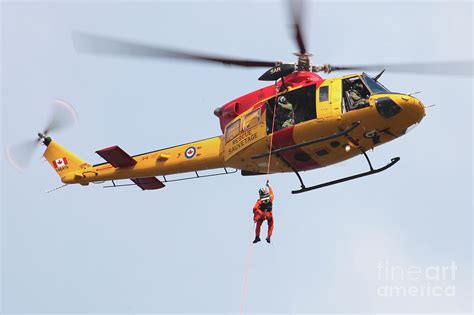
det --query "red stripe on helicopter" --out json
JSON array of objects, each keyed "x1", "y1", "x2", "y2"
[
  {"x1": 217, "y1": 72, "x2": 325, "y2": 132},
  {"x1": 271, "y1": 126, "x2": 321, "y2": 171}
]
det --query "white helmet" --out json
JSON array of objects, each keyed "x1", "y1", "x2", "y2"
[
  {"x1": 259, "y1": 187, "x2": 270, "y2": 201},
  {"x1": 278, "y1": 96, "x2": 288, "y2": 105}
]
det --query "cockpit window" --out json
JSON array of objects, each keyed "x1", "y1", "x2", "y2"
[
  {"x1": 362, "y1": 74, "x2": 390, "y2": 94},
  {"x1": 342, "y1": 77, "x2": 371, "y2": 111},
  {"x1": 342, "y1": 75, "x2": 390, "y2": 112}
]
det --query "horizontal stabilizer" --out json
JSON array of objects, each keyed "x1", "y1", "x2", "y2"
[
  {"x1": 96, "y1": 145, "x2": 137, "y2": 168},
  {"x1": 131, "y1": 177, "x2": 165, "y2": 190}
]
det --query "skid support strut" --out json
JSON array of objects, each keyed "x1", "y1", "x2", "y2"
[{"x1": 291, "y1": 150, "x2": 400, "y2": 194}]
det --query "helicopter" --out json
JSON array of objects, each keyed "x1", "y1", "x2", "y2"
[{"x1": 7, "y1": 1, "x2": 472, "y2": 194}]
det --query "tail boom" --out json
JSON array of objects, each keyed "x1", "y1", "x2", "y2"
[{"x1": 59, "y1": 136, "x2": 225, "y2": 186}]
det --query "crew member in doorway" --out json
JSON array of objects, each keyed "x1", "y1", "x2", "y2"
[
  {"x1": 252, "y1": 180, "x2": 275, "y2": 244},
  {"x1": 277, "y1": 96, "x2": 295, "y2": 129}
]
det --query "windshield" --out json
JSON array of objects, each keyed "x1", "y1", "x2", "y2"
[{"x1": 362, "y1": 74, "x2": 390, "y2": 94}]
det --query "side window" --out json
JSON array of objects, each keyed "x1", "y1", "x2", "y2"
[
  {"x1": 225, "y1": 119, "x2": 241, "y2": 143},
  {"x1": 319, "y1": 86, "x2": 329, "y2": 102},
  {"x1": 243, "y1": 108, "x2": 261, "y2": 130}
]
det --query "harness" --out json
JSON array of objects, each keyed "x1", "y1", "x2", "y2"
[{"x1": 258, "y1": 201, "x2": 273, "y2": 212}]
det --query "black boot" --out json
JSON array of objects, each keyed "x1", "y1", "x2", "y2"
[
  {"x1": 266, "y1": 236, "x2": 271, "y2": 243},
  {"x1": 253, "y1": 236, "x2": 261, "y2": 243}
]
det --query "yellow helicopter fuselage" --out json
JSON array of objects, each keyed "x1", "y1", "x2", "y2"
[{"x1": 43, "y1": 72, "x2": 425, "y2": 190}]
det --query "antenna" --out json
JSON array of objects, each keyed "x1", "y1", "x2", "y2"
[
  {"x1": 46, "y1": 184, "x2": 68, "y2": 194},
  {"x1": 373, "y1": 69, "x2": 385, "y2": 81}
]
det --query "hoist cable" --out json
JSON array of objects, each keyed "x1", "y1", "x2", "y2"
[
  {"x1": 240, "y1": 82, "x2": 280, "y2": 315},
  {"x1": 239, "y1": 222, "x2": 256, "y2": 314},
  {"x1": 266, "y1": 82, "x2": 280, "y2": 177}
]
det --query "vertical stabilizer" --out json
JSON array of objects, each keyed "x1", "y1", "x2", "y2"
[{"x1": 42, "y1": 137, "x2": 90, "y2": 178}]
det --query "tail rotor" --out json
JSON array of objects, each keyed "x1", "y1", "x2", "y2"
[{"x1": 5, "y1": 99, "x2": 78, "y2": 172}]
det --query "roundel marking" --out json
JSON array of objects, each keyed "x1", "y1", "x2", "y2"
[{"x1": 184, "y1": 146, "x2": 196, "y2": 159}]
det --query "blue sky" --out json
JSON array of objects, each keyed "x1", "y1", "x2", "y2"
[{"x1": 1, "y1": 1, "x2": 472, "y2": 314}]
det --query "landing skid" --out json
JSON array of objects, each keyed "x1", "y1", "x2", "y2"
[{"x1": 291, "y1": 150, "x2": 400, "y2": 194}]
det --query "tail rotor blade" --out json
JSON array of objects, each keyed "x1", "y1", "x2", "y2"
[
  {"x1": 44, "y1": 99, "x2": 79, "y2": 135},
  {"x1": 5, "y1": 139, "x2": 39, "y2": 172}
]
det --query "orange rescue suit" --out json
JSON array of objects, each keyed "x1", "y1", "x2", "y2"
[{"x1": 252, "y1": 186, "x2": 274, "y2": 238}]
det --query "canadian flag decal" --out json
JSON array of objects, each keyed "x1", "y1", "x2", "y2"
[{"x1": 53, "y1": 157, "x2": 68, "y2": 169}]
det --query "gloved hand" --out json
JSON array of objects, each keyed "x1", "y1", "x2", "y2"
[{"x1": 266, "y1": 179, "x2": 270, "y2": 187}]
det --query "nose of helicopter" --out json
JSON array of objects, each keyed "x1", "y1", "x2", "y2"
[
  {"x1": 397, "y1": 94, "x2": 426, "y2": 122},
  {"x1": 374, "y1": 94, "x2": 425, "y2": 123}
]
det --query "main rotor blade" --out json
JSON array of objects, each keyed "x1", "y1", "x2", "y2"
[
  {"x1": 73, "y1": 32, "x2": 277, "y2": 68},
  {"x1": 289, "y1": 0, "x2": 307, "y2": 54},
  {"x1": 329, "y1": 60, "x2": 474, "y2": 76},
  {"x1": 44, "y1": 99, "x2": 79, "y2": 135}
]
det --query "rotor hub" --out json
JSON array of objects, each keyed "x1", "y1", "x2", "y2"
[{"x1": 295, "y1": 52, "x2": 313, "y2": 71}]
